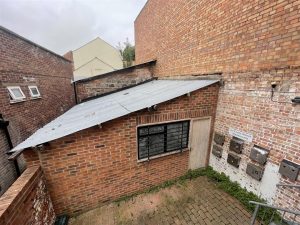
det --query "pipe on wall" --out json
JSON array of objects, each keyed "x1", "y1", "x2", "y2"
[
  {"x1": 0, "y1": 114, "x2": 21, "y2": 176},
  {"x1": 73, "y1": 82, "x2": 78, "y2": 104}
]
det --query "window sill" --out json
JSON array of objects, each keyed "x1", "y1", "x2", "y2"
[
  {"x1": 10, "y1": 99, "x2": 26, "y2": 104},
  {"x1": 30, "y1": 96, "x2": 42, "y2": 100},
  {"x1": 137, "y1": 148, "x2": 189, "y2": 163}
]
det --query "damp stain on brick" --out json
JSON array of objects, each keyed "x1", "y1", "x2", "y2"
[{"x1": 65, "y1": 140, "x2": 76, "y2": 144}]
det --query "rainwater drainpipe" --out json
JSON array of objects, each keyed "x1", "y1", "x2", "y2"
[
  {"x1": 73, "y1": 81, "x2": 78, "y2": 104},
  {"x1": 0, "y1": 114, "x2": 21, "y2": 176}
]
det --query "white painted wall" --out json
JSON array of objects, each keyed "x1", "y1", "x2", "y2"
[
  {"x1": 72, "y1": 37, "x2": 123, "y2": 80},
  {"x1": 73, "y1": 58, "x2": 114, "y2": 81},
  {"x1": 209, "y1": 150, "x2": 281, "y2": 204}
]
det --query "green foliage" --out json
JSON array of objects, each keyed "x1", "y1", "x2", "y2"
[
  {"x1": 117, "y1": 39, "x2": 135, "y2": 68},
  {"x1": 197, "y1": 167, "x2": 283, "y2": 224}
]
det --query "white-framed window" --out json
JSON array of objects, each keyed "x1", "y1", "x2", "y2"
[
  {"x1": 7, "y1": 86, "x2": 26, "y2": 101},
  {"x1": 28, "y1": 86, "x2": 41, "y2": 98}
]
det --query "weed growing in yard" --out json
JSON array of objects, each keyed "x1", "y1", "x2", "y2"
[
  {"x1": 115, "y1": 166, "x2": 283, "y2": 224},
  {"x1": 190, "y1": 167, "x2": 283, "y2": 224}
]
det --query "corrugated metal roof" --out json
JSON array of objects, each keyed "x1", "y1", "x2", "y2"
[{"x1": 11, "y1": 79, "x2": 219, "y2": 152}]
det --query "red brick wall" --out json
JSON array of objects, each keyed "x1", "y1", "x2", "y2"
[
  {"x1": 0, "y1": 166, "x2": 55, "y2": 225},
  {"x1": 135, "y1": 0, "x2": 300, "y2": 219},
  {"x1": 75, "y1": 63, "x2": 155, "y2": 102},
  {"x1": 24, "y1": 84, "x2": 219, "y2": 215},
  {"x1": 0, "y1": 28, "x2": 75, "y2": 195},
  {"x1": 215, "y1": 67, "x2": 299, "y2": 166},
  {"x1": 0, "y1": 130, "x2": 16, "y2": 196},
  {"x1": 212, "y1": 67, "x2": 300, "y2": 221},
  {"x1": 135, "y1": 0, "x2": 300, "y2": 75},
  {"x1": 63, "y1": 51, "x2": 73, "y2": 62}
]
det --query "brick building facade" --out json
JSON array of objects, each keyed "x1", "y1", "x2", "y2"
[
  {"x1": 135, "y1": 0, "x2": 300, "y2": 217},
  {"x1": 21, "y1": 81, "x2": 219, "y2": 215},
  {"x1": 0, "y1": 0, "x2": 299, "y2": 223},
  {"x1": 0, "y1": 26, "x2": 75, "y2": 195},
  {"x1": 75, "y1": 60, "x2": 156, "y2": 103},
  {"x1": 0, "y1": 167, "x2": 55, "y2": 225}
]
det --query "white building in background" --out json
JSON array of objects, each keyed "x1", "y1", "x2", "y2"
[{"x1": 65, "y1": 37, "x2": 123, "y2": 81}]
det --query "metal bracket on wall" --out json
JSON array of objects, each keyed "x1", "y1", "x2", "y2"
[
  {"x1": 212, "y1": 144, "x2": 223, "y2": 158},
  {"x1": 246, "y1": 163, "x2": 264, "y2": 181},
  {"x1": 214, "y1": 132, "x2": 225, "y2": 146},
  {"x1": 227, "y1": 153, "x2": 241, "y2": 168},
  {"x1": 249, "y1": 145, "x2": 269, "y2": 165},
  {"x1": 279, "y1": 159, "x2": 300, "y2": 181},
  {"x1": 229, "y1": 137, "x2": 244, "y2": 154}
]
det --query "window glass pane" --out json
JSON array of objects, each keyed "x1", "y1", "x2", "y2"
[
  {"x1": 138, "y1": 121, "x2": 189, "y2": 159},
  {"x1": 138, "y1": 134, "x2": 164, "y2": 159},
  {"x1": 181, "y1": 136, "x2": 188, "y2": 148},
  {"x1": 138, "y1": 136, "x2": 149, "y2": 159},
  {"x1": 183, "y1": 121, "x2": 189, "y2": 129},
  {"x1": 149, "y1": 134, "x2": 164, "y2": 156},
  {"x1": 182, "y1": 122, "x2": 189, "y2": 148},
  {"x1": 11, "y1": 88, "x2": 23, "y2": 98},
  {"x1": 31, "y1": 88, "x2": 39, "y2": 95},
  {"x1": 166, "y1": 122, "x2": 189, "y2": 151},
  {"x1": 167, "y1": 123, "x2": 182, "y2": 151},
  {"x1": 149, "y1": 125, "x2": 164, "y2": 134},
  {"x1": 139, "y1": 127, "x2": 148, "y2": 136},
  {"x1": 167, "y1": 123, "x2": 182, "y2": 133}
]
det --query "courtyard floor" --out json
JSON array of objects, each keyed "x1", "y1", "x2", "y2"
[{"x1": 69, "y1": 176, "x2": 254, "y2": 225}]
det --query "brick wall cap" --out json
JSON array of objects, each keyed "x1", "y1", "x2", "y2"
[
  {"x1": 0, "y1": 166, "x2": 41, "y2": 217},
  {"x1": 74, "y1": 60, "x2": 157, "y2": 83}
]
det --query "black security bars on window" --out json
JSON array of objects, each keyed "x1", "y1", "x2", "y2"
[{"x1": 137, "y1": 121, "x2": 190, "y2": 160}]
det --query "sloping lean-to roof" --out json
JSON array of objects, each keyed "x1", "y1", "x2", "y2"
[{"x1": 10, "y1": 79, "x2": 219, "y2": 154}]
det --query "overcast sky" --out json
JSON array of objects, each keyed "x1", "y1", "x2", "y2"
[{"x1": 0, "y1": 0, "x2": 147, "y2": 55}]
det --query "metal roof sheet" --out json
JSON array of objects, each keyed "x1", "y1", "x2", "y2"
[{"x1": 11, "y1": 79, "x2": 218, "y2": 152}]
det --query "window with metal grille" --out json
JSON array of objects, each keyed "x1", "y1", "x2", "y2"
[{"x1": 138, "y1": 121, "x2": 190, "y2": 160}]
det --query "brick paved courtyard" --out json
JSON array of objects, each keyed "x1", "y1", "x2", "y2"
[{"x1": 69, "y1": 176, "x2": 253, "y2": 225}]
